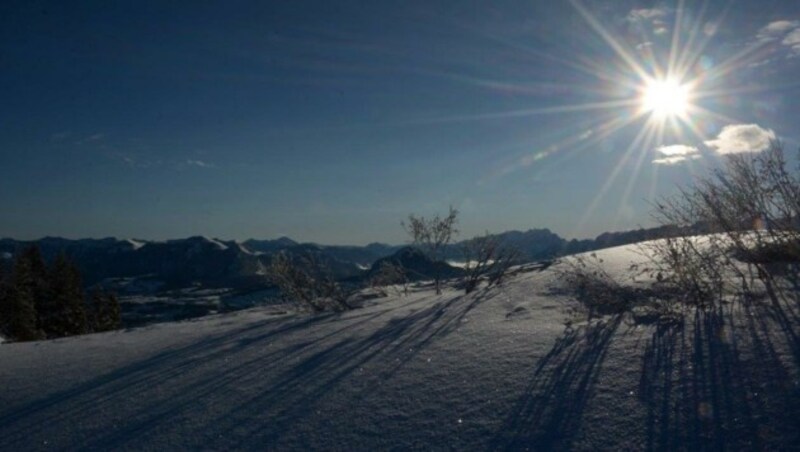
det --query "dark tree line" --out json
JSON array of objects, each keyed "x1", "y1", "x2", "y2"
[{"x1": 0, "y1": 246, "x2": 120, "y2": 342}]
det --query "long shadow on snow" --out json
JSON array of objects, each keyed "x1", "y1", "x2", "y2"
[
  {"x1": 491, "y1": 314, "x2": 623, "y2": 450},
  {"x1": 638, "y1": 299, "x2": 800, "y2": 451},
  {"x1": 0, "y1": 309, "x2": 390, "y2": 449},
  {"x1": 0, "y1": 316, "x2": 328, "y2": 449},
  {"x1": 193, "y1": 290, "x2": 494, "y2": 449},
  {"x1": 0, "y1": 289, "x2": 494, "y2": 450},
  {"x1": 493, "y1": 293, "x2": 800, "y2": 451}
]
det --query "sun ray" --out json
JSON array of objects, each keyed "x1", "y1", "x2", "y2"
[
  {"x1": 529, "y1": 112, "x2": 648, "y2": 177},
  {"x1": 479, "y1": 111, "x2": 643, "y2": 184},
  {"x1": 671, "y1": 0, "x2": 719, "y2": 80},
  {"x1": 666, "y1": 0, "x2": 688, "y2": 80},
  {"x1": 412, "y1": 68, "x2": 633, "y2": 99},
  {"x1": 393, "y1": 99, "x2": 640, "y2": 127},
  {"x1": 574, "y1": 113, "x2": 655, "y2": 236},
  {"x1": 697, "y1": 37, "x2": 772, "y2": 84},
  {"x1": 578, "y1": 58, "x2": 654, "y2": 92},
  {"x1": 445, "y1": 19, "x2": 620, "y2": 84},
  {"x1": 615, "y1": 121, "x2": 662, "y2": 230},
  {"x1": 693, "y1": 79, "x2": 800, "y2": 99},
  {"x1": 569, "y1": 0, "x2": 651, "y2": 82},
  {"x1": 647, "y1": 119, "x2": 668, "y2": 204},
  {"x1": 688, "y1": 105, "x2": 742, "y2": 128}
]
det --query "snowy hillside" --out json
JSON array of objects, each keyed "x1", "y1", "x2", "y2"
[{"x1": 1, "y1": 243, "x2": 799, "y2": 450}]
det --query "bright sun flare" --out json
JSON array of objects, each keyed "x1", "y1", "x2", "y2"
[{"x1": 641, "y1": 79, "x2": 691, "y2": 118}]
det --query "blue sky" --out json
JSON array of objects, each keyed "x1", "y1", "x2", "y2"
[{"x1": 2, "y1": 0, "x2": 800, "y2": 244}]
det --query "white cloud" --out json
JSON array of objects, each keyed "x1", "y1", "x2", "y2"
[
  {"x1": 784, "y1": 28, "x2": 800, "y2": 45},
  {"x1": 652, "y1": 144, "x2": 700, "y2": 165},
  {"x1": 783, "y1": 28, "x2": 800, "y2": 55},
  {"x1": 653, "y1": 26, "x2": 669, "y2": 36},
  {"x1": 627, "y1": 8, "x2": 668, "y2": 22},
  {"x1": 656, "y1": 144, "x2": 699, "y2": 156},
  {"x1": 704, "y1": 124, "x2": 776, "y2": 154},
  {"x1": 756, "y1": 20, "x2": 799, "y2": 42},
  {"x1": 754, "y1": 20, "x2": 800, "y2": 58},
  {"x1": 653, "y1": 155, "x2": 700, "y2": 165},
  {"x1": 627, "y1": 7, "x2": 671, "y2": 40}
]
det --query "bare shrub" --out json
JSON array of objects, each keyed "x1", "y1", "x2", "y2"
[
  {"x1": 558, "y1": 253, "x2": 683, "y2": 324},
  {"x1": 641, "y1": 233, "x2": 728, "y2": 307},
  {"x1": 557, "y1": 143, "x2": 800, "y2": 325},
  {"x1": 268, "y1": 251, "x2": 354, "y2": 312},
  {"x1": 461, "y1": 233, "x2": 521, "y2": 293},
  {"x1": 370, "y1": 261, "x2": 409, "y2": 297},
  {"x1": 402, "y1": 206, "x2": 459, "y2": 294},
  {"x1": 648, "y1": 141, "x2": 800, "y2": 307},
  {"x1": 559, "y1": 253, "x2": 631, "y2": 319}
]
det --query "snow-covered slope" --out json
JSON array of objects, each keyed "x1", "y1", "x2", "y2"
[{"x1": 1, "y1": 244, "x2": 799, "y2": 450}]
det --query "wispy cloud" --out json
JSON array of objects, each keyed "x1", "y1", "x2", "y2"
[
  {"x1": 756, "y1": 20, "x2": 799, "y2": 42},
  {"x1": 783, "y1": 28, "x2": 800, "y2": 54},
  {"x1": 111, "y1": 152, "x2": 160, "y2": 169},
  {"x1": 704, "y1": 124, "x2": 776, "y2": 154},
  {"x1": 518, "y1": 145, "x2": 557, "y2": 167},
  {"x1": 627, "y1": 8, "x2": 668, "y2": 22},
  {"x1": 74, "y1": 132, "x2": 106, "y2": 146},
  {"x1": 186, "y1": 159, "x2": 215, "y2": 168},
  {"x1": 653, "y1": 144, "x2": 700, "y2": 165},
  {"x1": 627, "y1": 7, "x2": 671, "y2": 36},
  {"x1": 754, "y1": 20, "x2": 800, "y2": 59},
  {"x1": 703, "y1": 22, "x2": 719, "y2": 37}
]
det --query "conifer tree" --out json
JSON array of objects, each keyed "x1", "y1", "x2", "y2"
[
  {"x1": 87, "y1": 287, "x2": 122, "y2": 332},
  {"x1": 18, "y1": 245, "x2": 50, "y2": 330},
  {"x1": 0, "y1": 252, "x2": 42, "y2": 341},
  {"x1": 0, "y1": 258, "x2": 10, "y2": 338},
  {"x1": 43, "y1": 253, "x2": 88, "y2": 337},
  {"x1": 0, "y1": 257, "x2": 8, "y2": 288}
]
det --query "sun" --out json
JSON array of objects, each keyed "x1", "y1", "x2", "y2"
[{"x1": 641, "y1": 78, "x2": 691, "y2": 119}]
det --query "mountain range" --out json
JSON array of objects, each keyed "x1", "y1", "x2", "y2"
[{"x1": 0, "y1": 225, "x2": 683, "y2": 292}]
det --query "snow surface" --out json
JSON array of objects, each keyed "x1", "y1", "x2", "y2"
[
  {"x1": 447, "y1": 259, "x2": 496, "y2": 269},
  {"x1": 1, "y1": 244, "x2": 799, "y2": 450},
  {"x1": 235, "y1": 241, "x2": 255, "y2": 255},
  {"x1": 203, "y1": 237, "x2": 229, "y2": 250},
  {"x1": 125, "y1": 239, "x2": 146, "y2": 250},
  {"x1": 119, "y1": 287, "x2": 281, "y2": 327}
]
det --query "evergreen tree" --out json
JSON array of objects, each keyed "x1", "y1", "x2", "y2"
[
  {"x1": 0, "y1": 259, "x2": 10, "y2": 338},
  {"x1": 0, "y1": 257, "x2": 8, "y2": 286},
  {"x1": 0, "y1": 252, "x2": 42, "y2": 341},
  {"x1": 87, "y1": 287, "x2": 122, "y2": 332},
  {"x1": 42, "y1": 253, "x2": 88, "y2": 337},
  {"x1": 17, "y1": 245, "x2": 50, "y2": 330}
]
